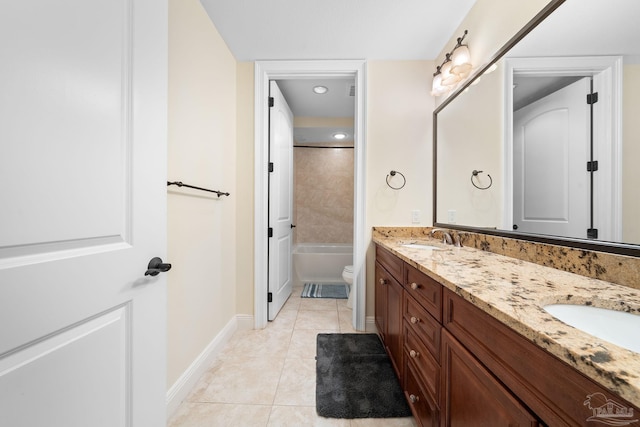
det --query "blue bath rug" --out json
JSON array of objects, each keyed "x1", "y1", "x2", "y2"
[{"x1": 302, "y1": 283, "x2": 349, "y2": 299}]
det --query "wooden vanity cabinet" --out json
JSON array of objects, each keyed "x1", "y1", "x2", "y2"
[
  {"x1": 442, "y1": 287, "x2": 640, "y2": 426},
  {"x1": 375, "y1": 245, "x2": 640, "y2": 426},
  {"x1": 375, "y1": 246, "x2": 404, "y2": 378}
]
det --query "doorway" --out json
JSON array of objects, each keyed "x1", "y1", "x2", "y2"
[
  {"x1": 254, "y1": 60, "x2": 367, "y2": 331},
  {"x1": 503, "y1": 56, "x2": 622, "y2": 242}
]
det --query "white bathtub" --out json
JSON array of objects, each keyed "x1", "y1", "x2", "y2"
[{"x1": 292, "y1": 243, "x2": 353, "y2": 287}]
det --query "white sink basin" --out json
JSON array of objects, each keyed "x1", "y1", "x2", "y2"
[
  {"x1": 401, "y1": 243, "x2": 442, "y2": 250},
  {"x1": 544, "y1": 304, "x2": 640, "y2": 353}
]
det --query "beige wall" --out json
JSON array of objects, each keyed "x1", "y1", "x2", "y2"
[
  {"x1": 623, "y1": 64, "x2": 640, "y2": 243},
  {"x1": 235, "y1": 62, "x2": 255, "y2": 315},
  {"x1": 365, "y1": 60, "x2": 434, "y2": 316},
  {"x1": 167, "y1": 0, "x2": 237, "y2": 388}
]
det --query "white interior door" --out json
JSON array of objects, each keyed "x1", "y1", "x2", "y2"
[
  {"x1": 513, "y1": 77, "x2": 590, "y2": 238},
  {"x1": 0, "y1": 1, "x2": 167, "y2": 426},
  {"x1": 268, "y1": 81, "x2": 294, "y2": 321}
]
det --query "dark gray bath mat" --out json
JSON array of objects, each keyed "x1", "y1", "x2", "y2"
[
  {"x1": 315, "y1": 333, "x2": 411, "y2": 419},
  {"x1": 302, "y1": 283, "x2": 349, "y2": 299}
]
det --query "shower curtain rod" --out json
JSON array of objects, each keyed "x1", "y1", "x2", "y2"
[{"x1": 167, "y1": 181, "x2": 230, "y2": 197}]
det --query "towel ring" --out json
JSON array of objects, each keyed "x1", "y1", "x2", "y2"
[
  {"x1": 471, "y1": 170, "x2": 492, "y2": 190},
  {"x1": 386, "y1": 170, "x2": 406, "y2": 190}
]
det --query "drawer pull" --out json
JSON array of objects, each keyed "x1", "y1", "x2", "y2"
[
  {"x1": 410, "y1": 282, "x2": 420, "y2": 290},
  {"x1": 410, "y1": 316, "x2": 420, "y2": 324},
  {"x1": 379, "y1": 278, "x2": 388, "y2": 285},
  {"x1": 409, "y1": 349, "x2": 420, "y2": 358},
  {"x1": 409, "y1": 394, "x2": 420, "y2": 403}
]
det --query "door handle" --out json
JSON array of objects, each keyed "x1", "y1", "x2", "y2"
[{"x1": 145, "y1": 257, "x2": 172, "y2": 276}]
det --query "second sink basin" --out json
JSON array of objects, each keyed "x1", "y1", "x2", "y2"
[{"x1": 543, "y1": 304, "x2": 640, "y2": 353}]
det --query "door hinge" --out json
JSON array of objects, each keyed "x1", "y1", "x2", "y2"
[
  {"x1": 267, "y1": 292, "x2": 273, "y2": 303},
  {"x1": 587, "y1": 160, "x2": 599, "y2": 172},
  {"x1": 269, "y1": 162, "x2": 274, "y2": 172},
  {"x1": 587, "y1": 92, "x2": 599, "y2": 105},
  {"x1": 269, "y1": 97, "x2": 274, "y2": 107},
  {"x1": 268, "y1": 227, "x2": 273, "y2": 238},
  {"x1": 587, "y1": 228, "x2": 599, "y2": 239}
]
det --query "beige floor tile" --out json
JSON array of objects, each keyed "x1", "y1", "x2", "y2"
[
  {"x1": 282, "y1": 294, "x2": 302, "y2": 310},
  {"x1": 169, "y1": 402, "x2": 272, "y2": 427},
  {"x1": 268, "y1": 308, "x2": 298, "y2": 330},
  {"x1": 273, "y1": 358, "x2": 316, "y2": 406},
  {"x1": 338, "y1": 307, "x2": 358, "y2": 333},
  {"x1": 295, "y1": 310, "x2": 340, "y2": 330},
  {"x1": 220, "y1": 327, "x2": 292, "y2": 359},
  {"x1": 350, "y1": 417, "x2": 417, "y2": 427},
  {"x1": 196, "y1": 356, "x2": 285, "y2": 405},
  {"x1": 183, "y1": 358, "x2": 225, "y2": 402},
  {"x1": 175, "y1": 295, "x2": 418, "y2": 426},
  {"x1": 299, "y1": 298, "x2": 338, "y2": 311},
  {"x1": 287, "y1": 329, "x2": 333, "y2": 359},
  {"x1": 267, "y1": 405, "x2": 350, "y2": 427}
]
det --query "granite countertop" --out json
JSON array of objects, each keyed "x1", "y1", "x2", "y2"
[{"x1": 373, "y1": 233, "x2": 640, "y2": 408}]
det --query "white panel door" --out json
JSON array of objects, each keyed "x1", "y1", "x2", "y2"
[
  {"x1": 268, "y1": 81, "x2": 294, "y2": 321},
  {"x1": 513, "y1": 77, "x2": 590, "y2": 239},
  {"x1": 0, "y1": 1, "x2": 167, "y2": 426}
]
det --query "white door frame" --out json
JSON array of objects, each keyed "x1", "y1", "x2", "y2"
[
  {"x1": 503, "y1": 56, "x2": 622, "y2": 241},
  {"x1": 254, "y1": 60, "x2": 367, "y2": 330}
]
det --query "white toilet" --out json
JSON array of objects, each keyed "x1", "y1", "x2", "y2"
[{"x1": 342, "y1": 265, "x2": 354, "y2": 309}]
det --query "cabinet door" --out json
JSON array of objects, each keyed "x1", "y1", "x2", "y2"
[
  {"x1": 375, "y1": 261, "x2": 403, "y2": 379},
  {"x1": 375, "y1": 261, "x2": 387, "y2": 342},
  {"x1": 441, "y1": 330, "x2": 539, "y2": 427},
  {"x1": 387, "y1": 274, "x2": 404, "y2": 378}
]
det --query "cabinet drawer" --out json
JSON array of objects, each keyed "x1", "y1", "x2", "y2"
[
  {"x1": 404, "y1": 324, "x2": 440, "y2": 400},
  {"x1": 404, "y1": 293, "x2": 440, "y2": 362},
  {"x1": 404, "y1": 263, "x2": 442, "y2": 322},
  {"x1": 404, "y1": 358, "x2": 439, "y2": 427},
  {"x1": 376, "y1": 245, "x2": 403, "y2": 283}
]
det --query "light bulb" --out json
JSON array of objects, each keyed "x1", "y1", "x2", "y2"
[
  {"x1": 441, "y1": 61, "x2": 460, "y2": 86},
  {"x1": 451, "y1": 45, "x2": 472, "y2": 77}
]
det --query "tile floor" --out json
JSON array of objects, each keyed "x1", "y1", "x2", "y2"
[{"x1": 168, "y1": 285, "x2": 417, "y2": 427}]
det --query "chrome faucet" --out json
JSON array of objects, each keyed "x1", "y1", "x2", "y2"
[
  {"x1": 430, "y1": 228, "x2": 453, "y2": 245},
  {"x1": 430, "y1": 228, "x2": 462, "y2": 247}
]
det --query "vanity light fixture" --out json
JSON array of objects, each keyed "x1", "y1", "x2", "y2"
[
  {"x1": 313, "y1": 85, "x2": 328, "y2": 94},
  {"x1": 333, "y1": 132, "x2": 347, "y2": 140},
  {"x1": 430, "y1": 66, "x2": 449, "y2": 96},
  {"x1": 431, "y1": 30, "x2": 472, "y2": 96}
]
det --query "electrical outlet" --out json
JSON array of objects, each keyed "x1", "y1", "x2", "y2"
[
  {"x1": 411, "y1": 210, "x2": 421, "y2": 224},
  {"x1": 447, "y1": 209, "x2": 457, "y2": 224}
]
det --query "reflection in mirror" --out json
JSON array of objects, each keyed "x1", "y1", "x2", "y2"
[{"x1": 435, "y1": 0, "x2": 640, "y2": 250}]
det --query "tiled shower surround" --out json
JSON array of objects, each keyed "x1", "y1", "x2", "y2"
[{"x1": 294, "y1": 146, "x2": 354, "y2": 244}]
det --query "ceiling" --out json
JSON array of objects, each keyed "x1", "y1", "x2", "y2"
[
  {"x1": 199, "y1": 0, "x2": 476, "y2": 61},
  {"x1": 199, "y1": 0, "x2": 476, "y2": 145}
]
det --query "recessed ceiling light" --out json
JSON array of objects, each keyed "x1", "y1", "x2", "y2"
[
  {"x1": 333, "y1": 132, "x2": 347, "y2": 140},
  {"x1": 313, "y1": 85, "x2": 328, "y2": 94}
]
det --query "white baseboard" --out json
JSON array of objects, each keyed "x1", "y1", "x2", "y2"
[
  {"x1": 365, "y1": 316, "x2": 377, "y2": 333},
  {"x1": 166, "y1": 314, "x2": 253, "y2": 418},
  {"x1": 236, "y1": 314, "x2": 254, "y2": 331}
]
